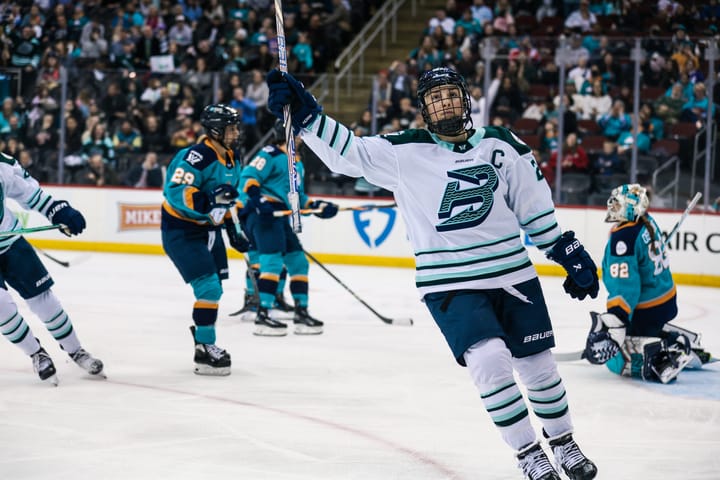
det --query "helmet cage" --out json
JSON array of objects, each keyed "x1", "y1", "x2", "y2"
[
  {"x1": 606, "y1": 184, "x2": 649, "y2": 223},
  {"x1": 417, "y1": 67, "x2": 472, "y2": 136}
]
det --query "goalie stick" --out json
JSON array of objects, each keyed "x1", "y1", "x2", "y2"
[
  {"x1": 303, "y1": 249, "x2": 414, "y2": 326},
  {"x1": 663, "y1": 192, "x2": 701, "y2": 247}
]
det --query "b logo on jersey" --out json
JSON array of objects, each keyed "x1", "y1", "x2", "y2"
[
  {"x1": 353, "y1": 207, "x2": 396, "y2": 248},
  {"x1": 436, "y1": 163, "x2": 498, "y2": 232},
  {"x1": 186, "y1": 151, "x2": 203, "y2": 165}
]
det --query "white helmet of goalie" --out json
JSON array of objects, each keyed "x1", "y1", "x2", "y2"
[{"x1": 605, "y1": 183, "x2": 649, "y2": 223}]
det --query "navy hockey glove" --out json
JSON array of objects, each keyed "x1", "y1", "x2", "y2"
[
  {"x1": 224, "y1": 219, "x2": 250, "y2": 253},
  {"x1": 546, "y1": 231, "x2": 599, "y2": 300},
  {"x1": 266, "y1": 69, "x2": 321, "y2": 130},
  {"x1": 46, "y1": 200, "x2": 86, "y2": 236},
  {"x1": 210, "y1": 184, "x2": 239, "y2": 208},
  {"x1": 245, "y1": 187, "x2": 276, "y2": 224},
  {"x1": 309, "y1": 200, "x2": 338, "y2": 219}
]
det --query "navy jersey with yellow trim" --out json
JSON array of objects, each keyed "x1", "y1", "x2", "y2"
[
  {"x1": 162, "y1": 138, "x2": 241, "y2": 228},
  {"x1": 239, "y1": 144, "x2": 309, "y2": 208},
  {"x1": 601, "y1": 214, "x2": 675, "y2": 323}
]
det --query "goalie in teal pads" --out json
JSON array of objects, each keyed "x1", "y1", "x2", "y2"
[
  {"x1": 161, "y1": 104, "x2": 249, "y2": 376},
  {"x1": 583, "y1": 184, "x2": 713, "y2": 383}
]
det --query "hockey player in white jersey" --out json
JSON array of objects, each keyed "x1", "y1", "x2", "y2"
[
  {"x1": 267, "y1": 67, "x2": 599, "y2": 480},
  {"x1": 0, "y1": 152, "x2": 103, "y2": 385}
]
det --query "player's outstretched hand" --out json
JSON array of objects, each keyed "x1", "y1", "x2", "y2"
[
  {"x1": 266, "y1": 69, "x2": 321, "y2": 130},
  {"x1": 546, "y1": 231, "x2": 599, "y2": 300},
  {"x1": 308, "y1": 200, "x2": 338, "y2": 219},
  {"x1": 46, "y1": 200, "x2": 86, "y2": 236}
]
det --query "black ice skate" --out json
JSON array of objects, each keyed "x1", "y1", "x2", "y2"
[
  {"x1": 293, "y1": 306, "x2": 323, "y2": 335},
  {"x1": 70, "y1": 348, "x2": 106, "y2": 378},
  {"x1": 229, "y1": 293, "x2": 260, "y2": 322},
  {"x1": 31, "y1": 346, "x2": 58, "y2": 386},
  {"x1": 547, "y1": 433, "x2": 598, "y2": 480},
  {"x1": 516, "y1": 441, "x2": 561, "y2": 480},
  {"x1": 189, "y1": 326, "x2": 231, "y2": 376},
  {"x1": 253, "y1": 307, "x2": 287, "y2": 336}
]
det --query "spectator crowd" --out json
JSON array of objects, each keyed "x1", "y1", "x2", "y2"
[{"x1": 0, "y1": 0, "x2": 719, "y2": 205}]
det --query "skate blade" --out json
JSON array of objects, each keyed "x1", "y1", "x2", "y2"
[
  {"x1": 43, "y1": 374, "x2": 59, "y2": 386},
  {"x1": 194, "y1": 364, "x2": 231, "y2": 376},
  {"x1": 294, "y1": 325, "x2": 323, "y2": 335},
  {"x1": 238, "y1": 311, "x2": 257, "y2": 323},
  {"x1": 253, "y1": 325, "x2": 288, "y2": 336}
]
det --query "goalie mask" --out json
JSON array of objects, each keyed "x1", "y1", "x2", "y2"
[
  {"x1": 200, "y1": 104, "x2": 242, "y2": 149},
  {"x1": 417, "y1": 67, "x2": 472, "y2": 136},
  {"x1": 606, "y1": 184, "x2": 649, "y2": 223}
]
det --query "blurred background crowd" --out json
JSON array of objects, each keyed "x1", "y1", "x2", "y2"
[{"x1": 0, "y1": 0, "x2": 718, "y2": 209}]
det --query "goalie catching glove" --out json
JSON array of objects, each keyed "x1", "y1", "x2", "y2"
[
  {"x1": 46, "y1": 200, "x2": 86, "y2": 236},
  {"x1": 584, "y1": 311, "x2": 626, "y2": 364},
  {"x1": 546, "y1": 231, "x2": 599, "y2": 300}
]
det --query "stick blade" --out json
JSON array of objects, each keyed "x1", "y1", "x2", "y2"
[{"x1": 387, "y1": 317, "x2": 414, "y2": 326}]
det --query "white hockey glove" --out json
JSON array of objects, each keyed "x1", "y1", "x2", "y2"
[{"x1": 584, "y1": 311, "x2": 627, "y2": 365}]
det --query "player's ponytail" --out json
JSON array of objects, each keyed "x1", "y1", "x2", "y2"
[{"x1": 640, "y1": 215, "x2": 661, "y2": 256}]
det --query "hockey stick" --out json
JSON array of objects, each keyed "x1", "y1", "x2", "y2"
[
  {"x1": 303, "y1": 249, "x2": 414, "y2": 326},
  {"x1": 553, "y1": 350, "x2": 585, "y2": 362},
  {"x1": 0, "y1": 224, "x2": 62, "y2": 238},
  {"x1": 272, "y1": 203, "x2": 397, "y2": 217},
  {"x1": 228, "y1": 208, "x2": 261, "y2": 317},
  {"x1": 274, "y1": 0, "x2": 302, "y2": 233},
  {"x1": 663, "y1": 192, "x2": 702, "y2": 247}
]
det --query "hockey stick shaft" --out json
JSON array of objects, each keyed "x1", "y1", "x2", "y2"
[
  {"x1": 664, "y1": 192, "x2": 702, "y2": 245},
  {"x1": 303, "y1": 249, "x2": 413, "y2": 326},
  {"x1": 272, "y1": 203, "x2": 398, "y2": 217},
  {"x1": 229, "y1": 208, "x2": 260, "y2": 295},
  {"x1": 0, "y1": 224, "x2": 62, "y2": 238},
  {"x1": 274, "y1": 0, "x2": 302, "y2": 233}
]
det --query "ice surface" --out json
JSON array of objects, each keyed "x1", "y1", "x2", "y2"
[{"x1": 0, "y1": 251, "x2": 718, "y2": 479}]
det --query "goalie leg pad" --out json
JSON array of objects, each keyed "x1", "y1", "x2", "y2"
[{"x1": 622, "y1": 336, "x2": 692, "y2": 383}]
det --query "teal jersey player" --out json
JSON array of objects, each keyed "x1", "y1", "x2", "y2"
[
  {"x1": 239, "y1": 144, "x2": 308, "y2": 209},
  {"x1": 161, "y1": 104, "x2": 249, "y2": 376},
  {"x1": 163, "y1": 140, "x2": 242, "y2": 226},
  {"x1": 238, "y1": 121, "x2": 338, "y2": 337},
  {"x1": 602, "y1": 212, "x2": 675, "y2": 326},
  {"x1": 583, "y1": 184, "x2": 712, "y2": 384}
]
